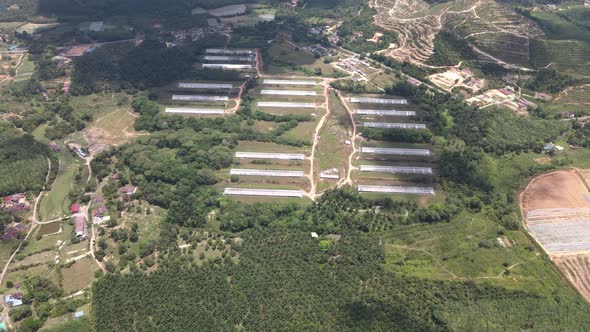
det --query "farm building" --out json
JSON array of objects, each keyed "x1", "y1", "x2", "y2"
[
  {"x1": 204, "y1": 55, "x2": 253, "y2": 62},
  {"x1": 358, "y1": 185, "x2": 435, "y2": 195},
  {"x1": 74, "y1": 215, "x2": 86, "y2": 238},
  {"x1": 359, "y1": 165, "x2": 432, "y2": 175},
  {"x1": 206, "y1": 48, "x2": 254, "y2": 55},
  {"x1": 172, "y1": 95, "x2": 229, "y2": 102},
  {"x1": 74, "y1": 311, "x2": 85, "y2": 319},
  {"x1": 230, "y1": 169, "x2": 304, "y2": 177},
  {"x1": 263, "y1": 79, "x2": 317, "y2": 86},
  {"x1": 208, "y1": 4, "x2": 247, "y2": 17},
  {"x1": 71, "y1": 203, "x2": 80, "y2": 214},
  {"x1": 178, "y1": 83, "x2": 233, "y2": 89},
  {"x1": 257, "y1": 102, "x2": 316, "y2": 108},
  {"x1": 224, "y1": 188, "x2": 304, "y2": 198},
  {"x1": 350, "y1": 97, "x2": 408, "y2": 105},
  {"x1": 356, "y1": 110, "x2": 415, "y2": 116},
  {"x1": 361, "y1": 147, "x2": 430, "y2": 156},
  {"x1": 202, "y1": 63, "x2": 252, "y2": 70},
  {"x1": 363, "y1": 122, "x2": 427, "y2": 129},
  {"x1": 235, "y1": 152, "x2": 305, "y2": 160},
  {"x1": 49, "y1": 141, "x2": 60, "y2": 152},
  {"x1": 261, "y1": 90, "x2": 317, "y2": 96},
  {"x1": 4, "y1": 292, "x2": 23, "y2": 307},
  {"x1": 122, "y1": 184, "x2": 137, "y2": 197},
  {"x1": 165, "y1": 108, "x2": 224, "y2": 115}
]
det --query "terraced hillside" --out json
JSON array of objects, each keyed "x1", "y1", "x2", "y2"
[
  {"x1": 554, "y1": 84, "x2": 590, "y2": 107},
  {"x1": 370, "y1": 0, "x2": 543, "y2": 69},
  {"x1": 530, "y1": 39, "x2": 590, "y2": 77}
]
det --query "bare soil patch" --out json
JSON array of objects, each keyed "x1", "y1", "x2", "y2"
[{"x1": 520, "y1": 169, "x2": 590, "y2": 302}]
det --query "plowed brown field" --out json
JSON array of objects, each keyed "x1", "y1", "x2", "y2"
[{"x1": 521, "y1": 169, "x2": 590, "y2": 302}]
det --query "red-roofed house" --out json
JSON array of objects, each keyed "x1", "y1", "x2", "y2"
[
  {"x1": 71, "y1": 203, "x2": 80, "y2": 214},
  {"x1": 74, "y1": 216, "x2": 86, "y2": 238}
]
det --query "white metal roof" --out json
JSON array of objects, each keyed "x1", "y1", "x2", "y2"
[
  {"x1": 165, "y1": 108, "x2": 224, "y2": 115},
  {"x1": 230, "y1": 169, "x2": 304, "y2": 177},
  {"x1": 258, "y1": 102, "x2": 316, "y2": 108},
  {"x1": 357, "y1": 185, "x2": 435, "y2": 195},
  {"x1": 350, "y1": 97, "x2": 408, "y2": 104},
  {"x1": 206, "y1": 48, "x2": 253, "y2": 55},
  {"x1": 235, "y1": 152, "x2": 305, "y2": 160},
  {"x1": 356, "y1": 110, "x2": 416, "y2": 116},
  {"x1": 359, "y1": 165, "x2": 432, "y2": 174},
  {"x1": 202, "y1": 63, "x2": 252, "y2": 70},
  {"x1": 361, "y1": 147, "x2": 430, "y2": 156},
  {"x1": 204, "y1": 55, "x2": 253, "y2": 62},
  {"x1": 263, "y1": 79, "x2": 317, "y2": 86},
  {"x1": 261, "y1": 90, "x2": 317, "y2": 96},
  {"x1": 224, "y1": 188, "x2": 303, "y2": 197},
  {"x1": 363, "y1": 122, "x2": 427, "y2": 129},
  {"x1": 178, "y1": 83, "x2": 233, "y2": 89},
  {"x1": 172, "y1": 95, "x2": 229, "y2": 102}
]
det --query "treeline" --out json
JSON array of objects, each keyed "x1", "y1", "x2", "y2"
[
  {"x1": 452, "y1": 106, "x2": 570, "y2": 154},
  {"x1": 426, "y1": 31, "x2": 477, "y2": 66},
  {"x1": 361, "y1": 127, "x2": 433, "y2": 143},
  {"x1": 218, "y1": 189, "x2": 459, "y2": 233},
  {"x1": 71, "y1": 35, "x2": 227, "y2": 95},
  {"x1": 93, "y1": 228, "x2": 590, "y2": 331},
  {"x1": 0, "y1": 126, "x2": 53, "y2": 196}
]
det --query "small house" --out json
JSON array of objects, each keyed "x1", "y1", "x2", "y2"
[
  {"x1": 74, "y1": 310, "x2": 84, "y2": 319},
  {"x1": 122, "y1": 184, "x2": 137, "y2": 197},
  {"x1": 71, "y1": 203, "x2": 80, "y2": 214}
]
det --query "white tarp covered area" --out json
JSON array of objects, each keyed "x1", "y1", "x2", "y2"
[
  {"x1": 359, "y1": 165, "x2": 433, "y2": 175},
  {"x1": 356, "y1": 110, "x2": 415, "y2": 116},
  {"x1": 350, "y1": 97, "x2": 408, "y2": 104},
  {"x1": 178, "y1": 83, "x2": 233, "y2": 89},
  {"x1": 172, "y1": 95, "x2": 228, "y2": 102},
  {"x1": 358, "y1": 185, "x2": 435, "y2": 195},
  {"x1": 202, "y1": 63, "x2": 252, "y2": 70},
  {"x1": 258, "y1": 102, "x2": 316, "y2": 108},
  {"x1": 263, "y1": 79, "x2": 317, "y2": 86},
  {"x1": 165, "y1": 108, "x2": 224, "y2": 115},
  {"x1": 230, "y1": 169, "x2": 304, "y2": 177},
  {"x1": 261, "y1": 90, "x2": 316, "y2": 96},
  {"x1": 361, "y1": 147, "x2": 430, "y2": 156},
  {"x1": 363, "y1": 122, "x2": 427, "y2": 129},
  {"x1": 529, "y1": 219, "x2": 590, "y2": 253},
  {"x1": 235, "y1": 152, "x2": 305, "y2": 160},
  {"x1": 206, "y1": 48, "x2": 253, "y2": 55},
  {"x1": 224, "y1": 188, "x2": 303, "y2": 197}
]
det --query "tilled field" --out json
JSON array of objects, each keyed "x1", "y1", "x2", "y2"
[{"x1": 521, "y1": 169, "x2": 590, "y2": 301}]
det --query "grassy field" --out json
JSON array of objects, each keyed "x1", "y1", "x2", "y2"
[
  {"x1": 61, "y1": 257, "x2": 97, "y2": 294},
  {"x1": 21, "y1": 222, "x2": 73, "y2": 256},
  {"x1": 266, "y1": 42, "x2": 336, "y2": 77},
  {"x1": 316, "y1": 91, "x2": 352, "y2": 175},
  {"x1": 39, "y1": 221, "x2": 61, "y2": 236},
  {"x1": 39, "y1": 146, "x2": 78, "y2": 222},
  {"x1": 382, "y1": 211, "x2": 579, "y2": 298},
  {"x1": 1, "y1": 264, "x2": 54, "y2": 293}
]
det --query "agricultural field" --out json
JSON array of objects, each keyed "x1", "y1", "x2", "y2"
[
  {"x1": 554, "y1": 84, "x2": 590, "y2": 107},
  {"x1": 265, "y1": 42, "x2": 337, "y2": 77},
  {"x1": 371, "y1": 0, "x2": 542, "y2": 68},
  {"x1": 61, "y1": 257, "x2": 98, "y2": 294},
  {"x1": 39, "y1": 145, "x2": 78, "y2": 222},
  {"x1": 521, "y1": 169, "x2": 590, "y2": 301},
  {"x1": 530, "y1": 39, "x2": 590, "y2": 77}
]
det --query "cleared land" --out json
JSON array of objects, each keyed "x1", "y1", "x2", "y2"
[
  {"x1": 521, "y1": 169, "x2": 590, "y2": 301},
  {"x1": 61, "y1": 257, "x2": 97, "y2": 294}
]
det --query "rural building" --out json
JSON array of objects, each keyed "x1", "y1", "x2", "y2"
[
  {"x1": 74, "y1": 311, "x2": 85, "y2": 319},
  {"x1": 4, "y1": 292, "x2": 23, "y2": 307},
  {"x1": 363, "y1": 122, "x2": 427, "y2": 129},
  {"x1": 208, "y1": 4, "x2": 247, "y2": 17},
  {"x1": 122, "y1": 184, "x2": 137, "y2": 197},
  {"x1": 74, "y1": 215, "x2": 86, "y2": 238},
  {"x1": 71, "y1": 203, "x2": 80, "y2": 214},
  {"x1": 357, "y1": 185, "x2": 435, "y2": 195},
  {"x1": 49, "y1": 141, "x2": 60, "y2": 152},
  {"x1": 311, "y1": 232, "x2": 319, "y2": 239}
]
